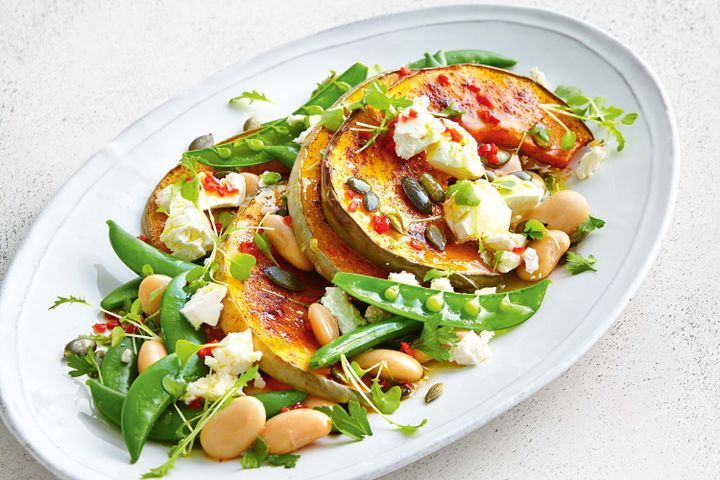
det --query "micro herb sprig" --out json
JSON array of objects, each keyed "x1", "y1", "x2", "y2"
[
  {"x1": 229, "y1": 90, "x2": 272, "y2": 106},
  {"x1": 542, "y1": 85, "x2": 638, "y2": 151},
  {"x1": 66, "y1": 350, "x2": 102, "y2": 382},
  {"x1": 142, "y1": 366, "x2": 259, "y2": 478},
  {"x1": 412, "y1": 316, "x2": 459, "y2": 362},
  {"x1": 347, "y1": 81, "x2": 412, "y2": 153}
]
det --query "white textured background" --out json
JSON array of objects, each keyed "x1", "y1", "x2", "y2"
[{"x1": 1, "y1": 0, "x2": 718, "y2": 479}]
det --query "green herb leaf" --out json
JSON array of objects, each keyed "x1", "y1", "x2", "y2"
[
  {"x1": 621, "y1": 113, "x2": 638, "y2": 125},
  {"x1": 523, "y1": 219, "x2": 546, "y2": 240},
  {"x1": 554, "y1": 85, "x2": 589, "y2": 106},
  {"x1": 253, "y1": 232, "x2": 277, "y2": 265},
  {"x1": 240, "y1": 436, "x2": 269, "y2": 469},
  {"x1": 560, "y1": 130, "x2": 576, "y2": 150},
  {"x1": 565, "y1": 251, "x2": 598, "y2": 275},
  {"x1": 395, "y1": 418, "x2": 428, "y2": 435},
  {"x1": 318, "y1": 107, "x2": 346, "y2": 132},
  {"x1": 266, "y1": 453, "x2": 300, "y2": 468},
  {"x1": 229, "y1": 90, "x2": 271, "y2": 106},
  {"x1": 528, "y1": 122, "x2": 551, "y2": 148},
  {"x1": 179, "y1": 156, "x2": 199, "y2": 176},
  {"x1": 185, "y1": 266, "x2": 205, "y2": 284},
  {"x1": 110, "y1": 326, "x2": 125, "y2": 347},
  {"x1": 316, "y1": 400, "x2": 372, "y2": 441},
  {"x1": 370, "y1": 378, "x2": 401, "y2": 414},
  {"x1": 577, "y1": 215, "x2": 606, "y2": 234},
  {"x1": 141, "y1": 264, "x2": 154, "y2": 277},
  {"x1": 161, "y1": 375, "x2": 187, "y2": 399},
  {"x1": 446, "y1": 180, "x2": 480, "y2": 207},
  {"x1": 130, "y1": 298, "x2": 143, "y2": 316},
  {"x1": 49, "y1": 295, "x2": 89, "y2": 310},
  {"x1": 351, "y1": 81, "x2": 412, "y2": 151},
  {"x1": 180, "y1": 176, "x2": 200, "y2": 205},
  {"x1": 66, "y1": 350, "x2": 101, "y2": 380},
  {"x1": 422, "y1": 269, "x2": 453, "y2": 282},
  {"x1": 412, "y1": 315, "x2": 458, "y2": 361},
  {"x1": 229, "y1": 253, "x2": 257, "y2": 281},
  {"x1": 259, "y1": 171, "x2": 281, "y2": 186},
  {"x1": 175, "y1": 339, "x2": 203, "y2": 366},
  {"x1": 439, "y1": 102, "x2": 465, "y2": 117}
]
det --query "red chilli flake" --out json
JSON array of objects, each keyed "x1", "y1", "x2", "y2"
[
  {"x1": 478, "y1": 143, "x2": 500, "y2": 165},
  {"x1": 188, "y1": 398, "x2": 204, "y2": 410},
  {"x1": 478, "y1": 109, "x2": 500, "y2": 125},
  {"x1": 437, "y1": 74, "x2": 450, "y2": 86},
  {"x1": 400, "y1": 342, "x2": 415, "y2": 357},
  {"x1": 399, "y1": 65, "x2": 411, "y2": 77},
  {"x1": 137, "y1": 234, "x2": 151, "y2": 244},
  {"x1": 283, "y1": 215, "x2": 293, "y2": 225},
  {"x1": 445, "y1": 126, "x2": 463, "y2": 143},
  {"x1": 202, "y1": 173, "x2": 237, "y2": 196},
  {"x1": 408, "y1": 238, "x2": 424, "y2": 251},
  {"x1": 279, "y1": 403, "x2": 305, "y2": 413},
  {"x1": 512, "y1": 246, "x2": 527, "y2": 255},
  {"x1": 197, "y1": 339, "x2": 220, "y2": 359},
  {"x1": 371, "y1": 215, "x2": 390, "y2": 234},
  {"x1": 348, "y1": 200, "x2": 360, "y2": 213}
]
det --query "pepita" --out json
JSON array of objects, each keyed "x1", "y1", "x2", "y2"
[
  {"x1": 401, "y1": 176, "x2": 432, "y2": 214},
  {"x1": 511, "y1": 171, "x2": 532, "y2": 181},
  {"x1": 346, "y1": 177, "x2": 371, "y2": 194},
  {"x1": 425, "y1": 224, "x2": 447, "y2": 251},
  {"x1": 425, "y1": 383, "x2": 444, "y2": 403},
  {"x1": 64, "y1": 338, "x2": 96, "y2": 358},
  {"x1": 364, "y1": 191, "x2": 380, "y2": 212},
  {"x1": 263, "y1": 266, "x2": 304, "y2": 291},
  {"x1": 188, "y1": 133, "x2": 214, "y2": 151},
  {"x1": 243, "y1": 116, "x2": 261, "y2": 132},
  {"x1": 419, "y1": 173, "x2": 445, "y2": 203}
]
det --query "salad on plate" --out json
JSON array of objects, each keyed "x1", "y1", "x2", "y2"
[{"x1": 51, "y1": 48, "x2": 636, "y2": 477}]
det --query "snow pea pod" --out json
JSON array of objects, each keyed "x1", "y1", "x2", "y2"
[
  {"x1": 160, "y1": 271, "x2": 207, "y2": 379},
  {"x1": 121, "y1": 353, "x2": 181, "y2": 463},
  {"x1": 107, "y1": 220, "x2": 196, "y2": 277},
  {"x1": 252, "y1": 390, "x2": 307, "y2": 417},
  {"x1": 184, "y1": 62, "x2": 368, "y2": 169},
  {"x1": 332, "y1": 273, "x2": 550, "y2": 331},
  {"x1": 100, "y1": 277, "x2": 141, "y2": 311},
  {"x1": 309, "y1": 317, "x2": 421, "y2": 369},
  {"x1": 100, "y1": 337, "x2": 137, "y2": 394},
  {"x1": 409, "y1": 49, "x2": 517, "y2": 69}
]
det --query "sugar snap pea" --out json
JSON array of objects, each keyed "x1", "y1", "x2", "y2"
[
  {"x1": 107, "y1": 220, "x2": 195, "y2": 277},
  {"x1": 100, "y1": 277, "x2": 141, "y2": 311},
  {"x1": 251, "y1": 390, "x2": 307, "y2": 417},
  {"x1": 409, "y1": 49, "x2": 517, "y2": 69},
  {"x1": 100, "y1": 337, "x2": 137, "y2": 394},
  {"x1": 332, "y1": 273, "x2": 550, "y2": 331},
  {"x1": 309, "y1": 316, "x2": 421, "y2": 369},
  {"x1": 184, "y1": 62, "x2": 369, "y2": 169}
]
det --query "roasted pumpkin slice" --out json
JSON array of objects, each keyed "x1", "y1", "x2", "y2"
[
  {"x1": 141, "y1": 129, "x2": 288, "y2": 251},
  {"x1": 217, "y1": 183, "x2": 359, "y2": 402},
  {"x1": 321, "y1": 65, "x2": 592, "y2": 289},
  {"x1": 288, "y1": 72, "x2": 400, "y2": 281}
]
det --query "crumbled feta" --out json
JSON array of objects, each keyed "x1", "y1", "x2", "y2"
[
  {"x1": 497, "y1": 251, "x2": 522, "y2": 273},
  {"x1": 529, "y1": 67, "x2": 547, "y2": 87},
  {"x1": 287, "y1": 114, "x2": 306, "y2": 126},
  {"x1": 492, "y1": 175, "x2": 545, "y2": 217},
  {"x1": 485, "y1": 233, "x2": 527, "y2": 252},
  {"x1": 183, "y1": 330, "x2": 262, "y2": 403},
  {"x1": 180, "y1": 283, "x2": 228, "y2": 330},
  {"x1": 522, "y1": 247, "x2": 539, "y2": 274},
  {"x1": 160, "y1": 195, "x2": 215, "y2": 261},
  {"x1": 425, "y1": 118, "x2": 484, "y2": 179},
  {"x1": 254, "y1": 188, "x2": 279, "y2": 215},
  {"x1": 388, "y1": 271, "x2": 420, "y2": 286},
  {"x1": 443, "y1": 179, "x2": 511, "y2": 243},
  {"x1": 155, "y1": 184, "x2": 177, "y2": 213},
  {"x1": 450, "y1": 330, "x2": 494, "y2": 365},
  {"x1": 364, "y1": 305, "x2": 392, "y2": 323},
  {"x1": 429, "y1": 277, "x2": 454, "y2": 292},
  {"x1": 320, "y1": 287, "x2": 365, "y2": 334},
  {"x1": 475, "y1": 287, "x2": 497, "y2": 295},
  {"x1": 293, "y1": 115, "x2": 321, "y2": 144},
  {"x1": 253, "y1": 371, "x2": 266, "y2": 389},
  {"x1": 120, "y1": 349, "x2": 132, "y2": 364},
  {"x1": 392, "y1": 95, "x2": 444, "y2": 159},
  {"x1": 576, "y1": 144, "x2": 607, "y2": 179},
  {"x1": 197, "y1": 172, "x2": 247, "y2": 210}
]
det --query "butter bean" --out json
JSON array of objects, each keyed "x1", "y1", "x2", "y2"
[
  {"x1": 302, "y1": 396, "x2": 337, "y2": 409},
  {"x1": 308, "y1": 303, "x2": 339, "y2": 346},
  {"x1": 264, "y1": 214, "x2": 314, "y2": 271},
  {"x1": 241, "y1": 172, "x2": 259, "y2": 197},
  {"x1": 352, "y1": 348, "x2": 424, "y2": 382},
  {"x1": 527, "y1": 190, "x2": 589, "y2": 234},
  {"x1": 516, "y1": 230, "x2": 571, "y2": 281},
  {"x1": 137, "y1": 274, "x2": 171, "y2": 316},
  {"x1": 200, "y1": 396, "x2": 266, "y2": 460},
  {"x1": 261, "y1": 409, "x2": 332, "y2": 454},
  {"x1": 137, "y1": 340, "x2": 167, "y2": 374}
]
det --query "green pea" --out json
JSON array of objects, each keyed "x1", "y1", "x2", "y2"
[
  {"x1": 425, "y1": 293, "x2": 445, "y2": 312},
  {"x1": 247, "y1": 138, "x2": 265, "y2": 152},
  {"x1": 384, "y1": 285, "x2": 400, "y2": 301},
  {"x1": 463, "y1": 298, "x2": 481, "y2": 317},
  {"x1": 305, "y1": 105, "x2": 324, "y2": 115},
  {"x1": 216, "y1": 147, "x2": 232, "y2": 159}
]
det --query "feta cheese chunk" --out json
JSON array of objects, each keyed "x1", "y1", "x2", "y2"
[
  {"x1": 443, "y1": 179, "x2": 511, "y2": 243},
  {"x1": 429, "y1": 277, "x2": 454, "y2": 292},
  {"x1": 492, "y1": 175, "x2": 545, "y2": 217},
  {"x1": 576, "y1": 144, "x2": 607, "y2": 179},
  {"x1": 320, "y1": 287, "x2": 366, "y2": 334},
  {"x1": 293, "y1": 115, "x2": 321, "y2": 144},
  {"x1": 160, "y1": 195, "x2": 215, "y2": 261},
  {"x1": 393, "y1": 95, "x2": 444, "y2": 159},
  {"x1": 496, "y1": 251, "x2": 522, "y2": 273},
  {"x1": 425, "y1": 119, "x2": 484, "y2": 179},
  {"x1": 522, "y1": 248, "x2": 539, "y2": 274},
  {"x1": 475, "y1": 287, "x2": 497, "y2": 295},
  {"x1": 450, "y1": 330, "x2": 494, "y2": 365},
  {"x1": 180, "y1": 283, "x2": 228, "y2": 330},
  {"x1": 529, "y1": 67, "x2": 547, "y2": 87},
  {"x1": 387, "y1": 271, "x2": 420, "y2": 286},
  {"x1": 197, "y1": 172, "x2": 247, "y2": 210},
  {"x1": 485, "y1": 232, "x2": 527, "y2": 252},
  {"x1": 183, "y1": 330, "x2": 262, "y2": 403},
  {"x1": 155, "y1": 184, "x2": 176, "y2": 213}
]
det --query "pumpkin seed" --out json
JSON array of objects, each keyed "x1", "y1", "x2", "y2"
[
  {"x1": 263, "y1": 266, "x2": 304, "y2": 291},
  {"x1": 484, "y1": 170, "x2": 498, "y2": 182},
  {"x1": 425, "y1": 383, "x2": 444, "y2": 403},
  {"x1": 243, "y1": 116, "x2": 261, "y2": 132},
  {"x1": 401, "y1": 177, "x2": 432, "y2": 214},
  {"x1": 188, "y1": 133, "x2": 214, "y2": 151},
  {"x1": 95, "y1": 349, "x2": 105, "y2": 369},
  {"x1": 399, "y1": 383, "x2": 413, "y2": 398},
  {"x1": 481, "y1": 149, "x2": 511, "y2": 167},
  {"x1": 425, "y1": 224, "x2": 447, "y2": 251},
  {"x1": 511, "y1": 171, "x2": 532, "y2": 181},
  {"x1": 346, "y1": 177, "x2": 371, "y2": 194},
  {"x1": 364, "y1": 191, "x2": 380, "y2": 211},
  {"x1": 419, "y1": 173, "x2": 445, "y2": 203},
  {"x1": 64, "y1": 338, "x2": 97, "y2": 358},
  {"x1": 382, "y1": 206, "x2": 408, "y2": 233}
]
